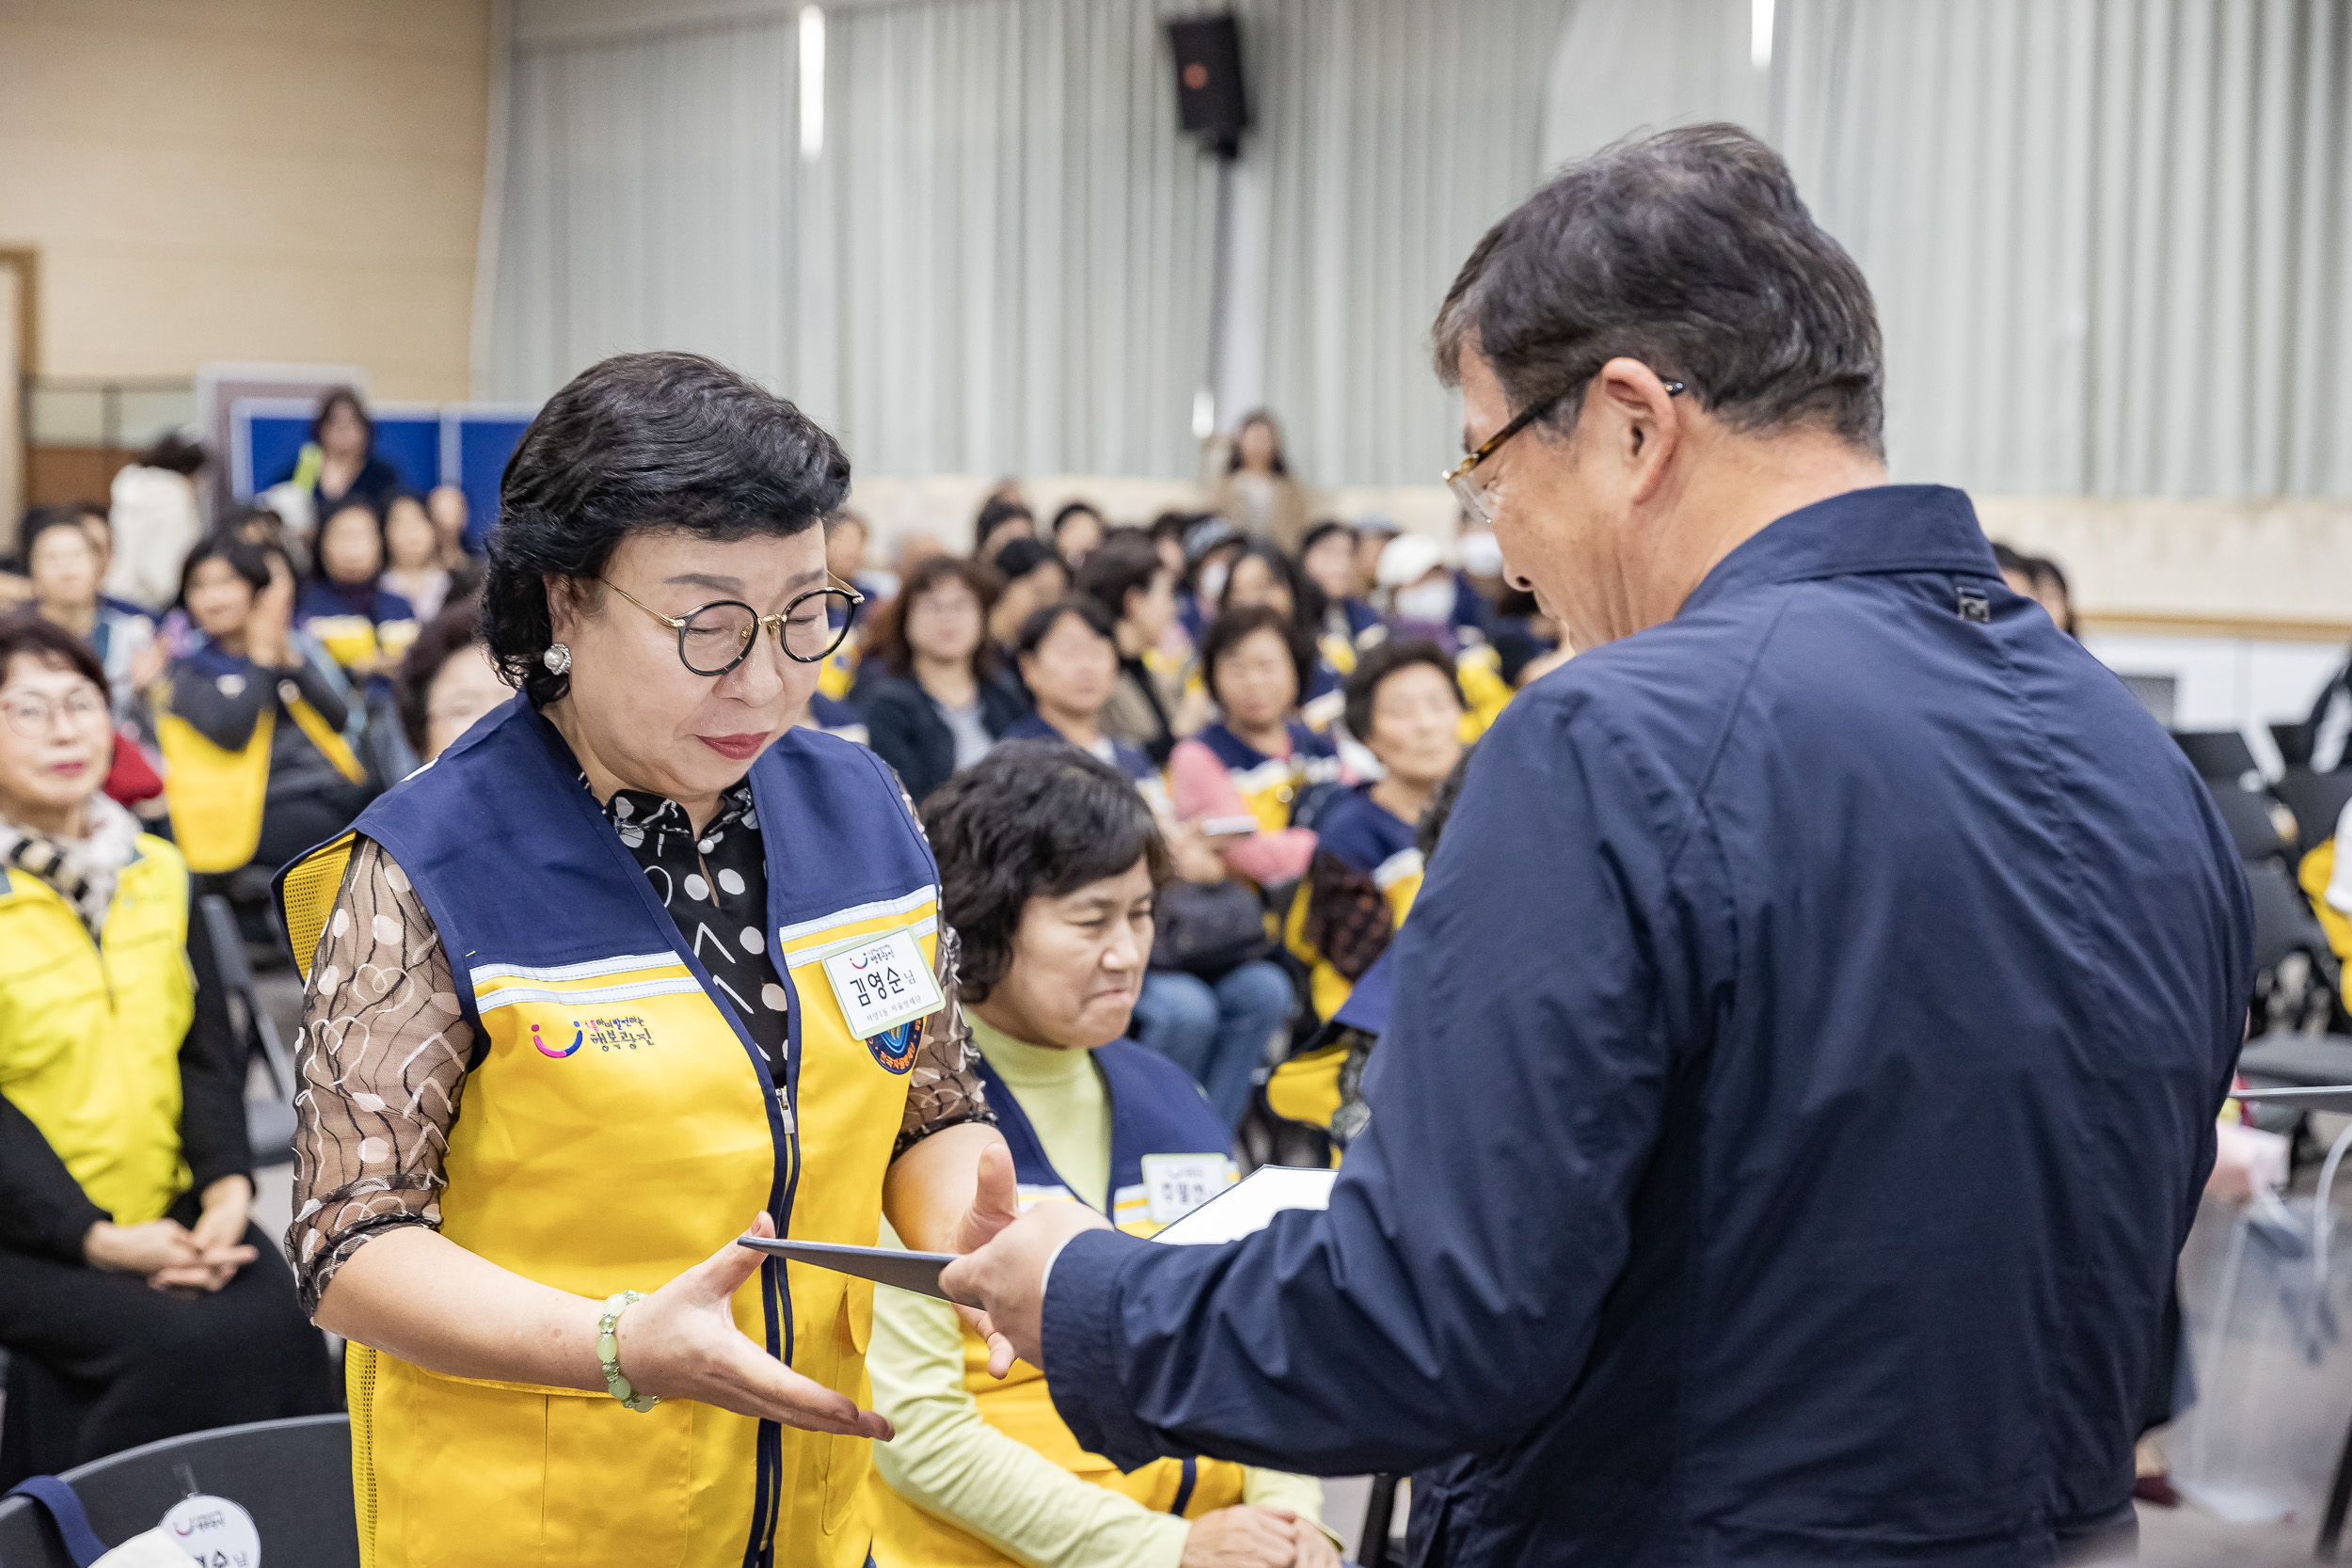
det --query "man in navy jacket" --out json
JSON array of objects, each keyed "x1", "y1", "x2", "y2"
[{"x1": 946, "y1": 123, "x2": 2250, "y2": 1566}]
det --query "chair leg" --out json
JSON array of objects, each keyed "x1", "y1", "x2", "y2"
[
  {"x1": 2316, "y1": 1408, "x2": 2352, "y2": 1560},
  {"x1": 1359, "y1": 1473, "x2": 1398, "y2": 1568}
]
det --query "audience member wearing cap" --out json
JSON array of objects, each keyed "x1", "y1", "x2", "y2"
[{"x1": 1178, "y1": 517, "x2": 1245, "y2": 644}]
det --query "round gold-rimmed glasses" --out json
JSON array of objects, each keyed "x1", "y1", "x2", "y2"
[{"x1": 601, "y1": 578, "x2": 864, "y2": 676}]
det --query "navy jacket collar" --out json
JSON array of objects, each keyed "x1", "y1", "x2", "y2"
[{"x1": 1677, "y1": 483, "x2": 1996, "y2": 621}]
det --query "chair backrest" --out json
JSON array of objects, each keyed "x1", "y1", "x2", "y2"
[
  {"x1": 2206, "y1": 784, "x2": 2289, "y2": 866},
  {"x1": 0, "y1": 1415, "x2": 355, "y2": 1568},
  {"x1": 2172, "y1": 727, "x2": 2261, "y2": 784},
  {"x1": 198, "y1": 894, "x2": 297, "y2": 1168},
  {"x1": 2277, "y1": 768, "x2": 2352, "y2": 863}
]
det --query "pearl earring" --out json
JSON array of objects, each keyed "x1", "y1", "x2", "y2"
[{"x1": 543, "y1": 643, "x2": 572, "y2": 674}]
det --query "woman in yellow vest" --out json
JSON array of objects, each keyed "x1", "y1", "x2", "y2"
[
  {"x1": 866, "y1": 742, "x2": 1337, "y2": 1568},
  {"x1": 278, "y1": 352, "x2": 1017, "y2": 1568},
  {"x1": 0, "y1": 616, "x2": 333, "y2": 1485},
  {"x1": 155, "y1": 533, "x2": 373, "y2": 880}
]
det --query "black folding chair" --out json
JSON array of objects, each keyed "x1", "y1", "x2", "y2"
[
  {"x1": 2172, "y1": 727, "x2": 2261, "y2": 785},
  {"x1": 2205, "y1": 784, "x2": 2293, "y2": 868},
  {"x1": 2277, "y1": 768, "x2": 2352, "y2": 864},
  {"x1": 198, "y1": 894, "x2": 298, "y2": 1168},
  {"x1": 0, "y1": 1415, "x2": 355, "y2": 1567}
]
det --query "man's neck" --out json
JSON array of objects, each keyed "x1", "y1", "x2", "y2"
[{"x1": 1610, "y1": 434, "x2": 1885, "y2": 643}]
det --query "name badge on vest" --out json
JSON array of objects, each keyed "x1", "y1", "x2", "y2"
[
  {"x1": 1140, "y1": 1152, "x2": 1236, "y2": 1227},
  {"x1": 821, "y1": 927, "x2": 946, "y2": 1074}
]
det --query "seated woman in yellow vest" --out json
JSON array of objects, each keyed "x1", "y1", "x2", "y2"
[
  {"x1": 1287, "y1": 641, "x2": 1465, "y2": 1021},
  {"x1": 277, "y1": 351, "x2": 1021, "y2": 1568},
  {"x1": 1164, "y1": 606, "x2": 1340, "y2": 889},
  {"x1": 295, "y1": 497, "x2": 420, "y2": 691},
  {"x1": 866, "y1": 741, "x2": 1337, "y2": 1568},
  {"x1": 0, "y1": 615, "x2": 334, "y2": 1486},
  {"x1": 156, "y1": 534, "x2": 373, "y2": 879}
]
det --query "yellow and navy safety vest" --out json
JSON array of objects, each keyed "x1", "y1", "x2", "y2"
[
  {"x1": 276, "y1": 697, "x2": 939, "y2": 1568},
  {"x1": 1194, "y1": 721, "x2": 1343, "y2": 837},
  {"x1": 1283, "y1": 784, "x2": 1423, "y2": 1022},
  {"x1": 1266, "y1": 945, "x2": 1394, "y2": 1153},
  {"x1": 0, "y1": 836, "x2": 196, "y2": 1226},
  {"x1": 154, "y1": 661, "x2": 367, "y2": 875},
  {"x1": 866, "y1": 1040, "x2": 1241, "y2": 1566}
]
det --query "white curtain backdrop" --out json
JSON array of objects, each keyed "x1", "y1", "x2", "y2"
[
  {"x1": 1241, "y1": 0, "x2": 1571, "y2": 491},
  {"x1": 1545, "y1": 0, "x2": 2352, "y2": 499},
  {"x1": 493, "y1": 0, "x2": 1222, "y2": 480}
]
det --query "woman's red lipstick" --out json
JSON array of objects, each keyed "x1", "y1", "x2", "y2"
[{"x1": 697, "y1": 733, "x2": 767, "y2": 761}]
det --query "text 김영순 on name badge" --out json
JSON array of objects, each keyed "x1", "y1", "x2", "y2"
[
  {"x1": 1140, "y1": 1152, "x2": 1234, "y2": 1227},
  {"x1": 820, "y1": 927, "x2": 945, "y2": 1040}
]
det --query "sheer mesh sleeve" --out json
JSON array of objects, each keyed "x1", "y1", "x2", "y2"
[
  {"x1": 893, "y1": 924, "x2": 993, "y2": 1160},
  {"x1": 286, "y1": 835, "x2": 471, "y2": 1318},
  {"x1": 893, "y1": 779, "x2": 993, "y2": 1161}
]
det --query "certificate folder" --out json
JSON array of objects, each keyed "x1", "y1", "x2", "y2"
[
  {"x1": 737, "y1": 1166, "x2": 1340, "y2": 1301},
  {"x1": 737, "y1": 1237, "x2": 961, "y2": 1302}
]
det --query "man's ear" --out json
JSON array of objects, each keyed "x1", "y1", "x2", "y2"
[{"x1": 1592, "y1": 356, "x2": 1684, "y2": 505}]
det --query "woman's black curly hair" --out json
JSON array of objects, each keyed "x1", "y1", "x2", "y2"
[
  {"x1": 483, "y1": 352, "x2": 850, "y2": 705},
  {"x1": 919, "y1": 740, "x2": 1170, "y2": 1004}
]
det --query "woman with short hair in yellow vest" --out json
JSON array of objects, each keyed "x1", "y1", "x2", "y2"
[
  {"x1": 865, "y1": 741, "x2": 1337, "y2": 1568},
  {"x1": 155, "y1": 533, "x2": 373, "y2": 882},
  {"x1": 277, "y1": 352, "x2": 1021, "y2": 1568},
  {"x1": 0, "y1": 615, "x2": 333, "y2": 1485}
]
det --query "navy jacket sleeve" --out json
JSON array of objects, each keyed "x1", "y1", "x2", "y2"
[{"x1": 1043, "y1": 685, "x2": 1703, "y2": 1475}]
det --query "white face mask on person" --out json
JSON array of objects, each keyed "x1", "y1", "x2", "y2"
[
  {"x1": 1393, "y1": 578, "x2": 1456, "y2": 625},
  {"x1": 1199, "y1": 561, "x2": 1231, "y2": 605},
  {"x1": 1458, "y1": 529, "x2": 1505, "y2": 578}
]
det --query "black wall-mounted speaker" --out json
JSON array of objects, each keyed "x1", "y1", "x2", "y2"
[{"x1": 1167, "y1": 13, "x2": 1248, "y2": 156}]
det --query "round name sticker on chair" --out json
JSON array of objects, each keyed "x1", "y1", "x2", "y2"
[{"x1": 161, "y1": 1494, "x2": 260, "y2": 1567}]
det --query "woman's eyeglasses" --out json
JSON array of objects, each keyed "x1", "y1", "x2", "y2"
[
  {"x1": 0, "y1": 687, "x2": 109, "y2": 739},
  {"x1": 1442, "y1": 378, "x2": 1686, "y2": 526},
  {"x1": 601, "y1": 578, "x2": 863, "y2": 676}
]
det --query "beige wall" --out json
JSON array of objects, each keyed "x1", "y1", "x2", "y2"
[{"x1": 0, "y1": 0, "x2": 490, "y2": 401}]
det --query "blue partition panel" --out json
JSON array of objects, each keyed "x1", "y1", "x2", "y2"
[
  {"x1": 233, "y1": 401, "x2": 441, "y2": 501},
  {"x1": 444, "y1": 409, "x2": 538, "y2": 553}
]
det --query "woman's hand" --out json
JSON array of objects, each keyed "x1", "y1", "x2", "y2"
[
  {"x1": 613, "y1": 1212, "x2": 894, "y2": 1440},
  {"x1": 1287, "y1": 1514, "x2": 1343, "y2": 1568},
  {"x1": 85, "y1": 1218, "x2": 204, "y2": 1276},
  {"x1": 248, "y1": 563, "x2": 295, "y2": 668},
  {"x1": 1166, "y1": 820, "x2": 1233, "y2": 885},
  {"x1": 148, "y1": 1175, "x2": 261, "y2": 1292},
  {"x1": 1181, "y1": 1506, "x2": 1307, "y2": 1568}
]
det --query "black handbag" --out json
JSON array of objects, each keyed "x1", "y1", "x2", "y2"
[{"x1": 1151, "y1": 878, "x2": 1274, "y2": 977}]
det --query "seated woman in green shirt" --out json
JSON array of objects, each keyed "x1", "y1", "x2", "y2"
[{"x1": 866, "y1": 739, "x2": 1336, "y2": 1568}]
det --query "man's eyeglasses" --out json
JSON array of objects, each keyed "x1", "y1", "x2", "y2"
[
  {"x1": 1442, "y1": 379, "x2": 1686, "y2": 526},
  {"x1": 1, "y1": 686, "x2": 109, "y2": 739},
  {"x1": 602, "y1": 578, "x2": 864, "y2": 677}
]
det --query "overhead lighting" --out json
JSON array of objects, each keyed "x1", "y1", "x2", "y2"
[
  {"x1": 1751, "y1": 0, "x2": 1774, "y2": 70},
  {"x1": 800, "y1": 7, "x2": 826, "y2": 163}
]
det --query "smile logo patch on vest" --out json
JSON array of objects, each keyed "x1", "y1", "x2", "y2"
[
  {"x1": 866, "y1": 1019, "x2": 920, "y2": 1074},
  {"x1": 532, "y1": 1022, "x2": 581, "y2": 1058}
]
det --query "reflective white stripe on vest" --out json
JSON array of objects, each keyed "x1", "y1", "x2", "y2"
[
  {"x1": 471, "y1": 951, "x2": 685, "y2": 988},
  {"x1": 474, "y1": 975, "x2": 708, "y2": 1014},
  {"x1": 773, "y1": 885, "x2": 940, "y2": 947},
  {"x1": 781, "y1": 914, "x2": 939, "y2": 970},
  {"x1": 1374, "y1": 847, "x2": 1425, "y2": 891}
]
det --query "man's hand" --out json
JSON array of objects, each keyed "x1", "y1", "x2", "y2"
[
  {"x1": 938, "y1": 1197, "x2": 1113, "y2": 1375},
  {"x1": 1180, "y1": 1506, "x2": 1305, "y2": 1568}
]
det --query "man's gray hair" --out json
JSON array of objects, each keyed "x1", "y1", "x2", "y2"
[{"x1": 1435, "y1": 123, "x2": 1884, "y2": 454}]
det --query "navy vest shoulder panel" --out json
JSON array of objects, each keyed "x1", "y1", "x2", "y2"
[
  {"x1": 977, "y1": 1039, "x2": 1231, "y2": 1213},
  {"x1": 353, "y1": 699, "x2": 934, "y2": 1014},
  {"x1": 1197, "y1": 723, "x2": 1261, "y2": 772},
  {"x1": 1316, "y1": 784, "x2": 1416, "y2": 872}
]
